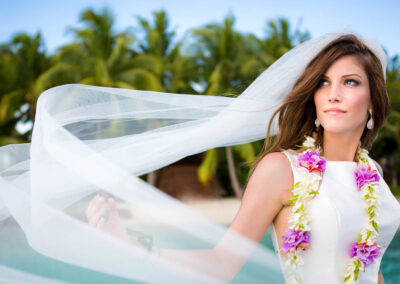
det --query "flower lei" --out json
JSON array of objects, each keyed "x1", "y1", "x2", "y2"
[{"x1": 281, "y1": 135, "x2": 383, "y2": 284}]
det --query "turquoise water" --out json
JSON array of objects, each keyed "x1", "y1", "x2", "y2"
[{"x1": 0, "y1": 222, "x2": 399, "y2": 284}]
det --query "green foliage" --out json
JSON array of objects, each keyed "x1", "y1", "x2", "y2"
[
  {"x1": 389, "y1": 185, "x2": 400, "y2": 196},
  {"x1": 0, "y1": 32, "x2": 52, "y2": 143},
  {"x1": 371, "y1": 54, "x2": 400, "y2": 192},
  {"x1": 198, "y1": 148, "x2": 218, "y2": 184},
  {"x1": 1, "y1": 7, "x2": 400, "y2": 191}
]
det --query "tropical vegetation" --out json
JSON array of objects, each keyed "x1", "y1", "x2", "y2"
[{"x1": 1, "y1": 7, "x2": 399, "y2": 197}]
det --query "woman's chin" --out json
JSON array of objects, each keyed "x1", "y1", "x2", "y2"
[{"x1": 322, "y1": 127, "x2": 361, "y2": 136}]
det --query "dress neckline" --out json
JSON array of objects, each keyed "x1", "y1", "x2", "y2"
[
  {"x1": 286, "y1": 150, "x2": 358, "y2": 164},
  {"x1": 326, "y1": 160, "x2": 357, "y2": 164}
]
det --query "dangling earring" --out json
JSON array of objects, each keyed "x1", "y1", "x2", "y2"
[
  {"x1": 367, "y1": 109, "x2": 374, "y2": 130},
  {"x1": 315, "y1": 117, "x2": 320, "y2": 128}
]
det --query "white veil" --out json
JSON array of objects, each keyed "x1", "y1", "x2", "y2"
[{"x1": 0, "y1": 32, "x2": 387, "y2": 283}]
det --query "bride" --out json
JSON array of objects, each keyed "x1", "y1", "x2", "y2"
[
  {"x1": 0, "y1": 32, "x2": 399, "y2": 284},
  {"x1": 85, "y1": 34, "x2": 400, "y2": 283}
]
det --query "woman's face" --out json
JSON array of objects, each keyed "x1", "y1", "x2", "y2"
[{"x1": 314, "y1": 55, "x2": 372, "y2": 135}]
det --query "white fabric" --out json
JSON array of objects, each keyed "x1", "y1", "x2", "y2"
[
  {"x1": 0, "y1": 32, "x2": 390, "y2": 283},
  {"x1": 271, "y1": 150, "x2": 400, "y2": 283}
]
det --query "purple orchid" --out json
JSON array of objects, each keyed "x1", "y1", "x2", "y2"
[
  {"x1": 349, "y1": 241, "x2": 381, "y2": 267},
  {"x1": 298, "y1": 151, "x2": 327, "y2": 173},
  {"x1": 281, "y1": 228, "x2": 310, "y2": 252},
  {"x1": 354, "y1": 164, "x2": 380, "y2": 190}
]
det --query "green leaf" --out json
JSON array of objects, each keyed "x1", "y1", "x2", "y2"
[
  {"x1": 371, "y1": 221, "x2": 378, "y2": 233},
  {"x1": 354, "y1": 269, "x2": 359, "y2": 281},
  {"x1": 284, "y1": 197, "x2": 298, "y2": 206},
  {"x1": 232, "y1": 143, "x2": 255, "y2": 163},
  {"x1": 295, "y1": 203, "x2": 304, "y2": 213},
  {"x1": 369, "y1": 186, "x2": 374, "y2": 194},
  {"x1": 198, "y1": 148, "x2": 218, "y2": 184},
  {"x1": 354, "y1": 259, "x2": 360, "y2": 281},
  {"x1": 295, "y1": 144, "x2": 308, "y2": 149},
  {"x1": 0, "y1": 89, "x2": 25, "y2": 123},
  {"x1": 286, "y1": 181, "x2": 300, "y2": 191},
  {"x1": 284, "y1": 195, "x2": 298, "y2": 203}
]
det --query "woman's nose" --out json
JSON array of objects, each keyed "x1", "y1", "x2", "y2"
[{"x1": 328, "y1": 83, "x2": 342, "y2": 102}]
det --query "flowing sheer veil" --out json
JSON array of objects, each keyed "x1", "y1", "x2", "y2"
[{"x1": 0, "y1": 32, "x2": 387, "y2": 283}]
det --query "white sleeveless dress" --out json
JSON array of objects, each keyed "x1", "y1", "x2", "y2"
[{"x1": 271, "y1": 149, "x2": 400, "y2": 284}]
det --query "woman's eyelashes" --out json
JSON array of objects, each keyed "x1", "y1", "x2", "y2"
[
  {"x1": 344, "y1": 79, "x2": 359, "y2": 86},
  {"x1": 318, "y1": 79, "x2": 328, "y2": 87},
  {"x1": 317, "y1": 78, "x2": 359, "y2": 87}
]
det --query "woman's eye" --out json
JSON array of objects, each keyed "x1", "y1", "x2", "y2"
[
  {"x1": 345, "y1": 79, "x2": 359, "y2": 86},
  {"x1": 318, "y1": 79, "x2": 328, "y2": 87}
]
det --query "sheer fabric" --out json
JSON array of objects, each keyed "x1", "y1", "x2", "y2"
[{"x1": 0, "y1": 32, "x2": 387, "y2": 283}]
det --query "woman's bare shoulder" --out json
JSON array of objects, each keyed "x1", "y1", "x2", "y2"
[
  {"x1": 229, "y1": 152, "x2": 294, "y2": 242},
  {"x1": 247, "y1": 151, "x2": 294, "y2": 199},
  {"x1": 257, "y1": 151, "x2": 293, "y2": 175}
]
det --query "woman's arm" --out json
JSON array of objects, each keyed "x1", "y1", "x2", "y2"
[
  {"x1": 86, "y1": 152, "x2": 292, "y2": 282},
  {"x1": 378, "y1": 269, "x2": 385, "y2": 284},
  {"x1": 207, "y1": 152, "x2": 292, "y2": 279}
]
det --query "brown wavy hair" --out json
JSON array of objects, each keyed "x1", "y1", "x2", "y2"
[{"x1": 246, "y1": 34, "x2": 391, "y2": 181}]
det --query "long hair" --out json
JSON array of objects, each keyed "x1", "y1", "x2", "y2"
[{"x1": 246, "y1": 34, "x2": 391, "y2": 181}]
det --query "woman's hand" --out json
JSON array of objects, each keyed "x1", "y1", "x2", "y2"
[{"x1": 85, "y1": 194, "x2": 132, "y2": 243}]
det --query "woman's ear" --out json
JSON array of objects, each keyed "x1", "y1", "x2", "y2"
[{"x1": 368, "y1": 103, "x2": 373, "y2": 118}]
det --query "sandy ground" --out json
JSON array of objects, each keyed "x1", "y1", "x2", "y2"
[
  {"x1": 114, "y1": 197, "x2": 242, "y2": 227},
  {"x1": 182, "y1": 197, "x2": 241, "y2": 225},
  {"x1": 182, "y1": 197, "x2": 400, "y2": 226},
  {"x1": 98, "y1": 195, "x2": 400, "y2": 228}
]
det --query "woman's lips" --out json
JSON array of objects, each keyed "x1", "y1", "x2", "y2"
[{"x1": 324, "y1": 108, "x2": 346, "y2": 115}]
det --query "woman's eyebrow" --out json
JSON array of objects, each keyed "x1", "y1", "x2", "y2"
[
  {"x1": 322, "y1": 73, "x2": 362, "y2": 79},
  {"x1": 341, "y1": 73, "x2": 362, "y2": 79}
]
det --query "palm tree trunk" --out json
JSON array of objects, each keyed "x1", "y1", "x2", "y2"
[
  {"x1": 225, "y1": 146, "x2": 243, "y2": 199},
  {"x1": 28, "y1": 103, "x2": 36, "y2": 141},
  {"x1": 147, "y1": 169, "x2": 160, "y2": 186}
]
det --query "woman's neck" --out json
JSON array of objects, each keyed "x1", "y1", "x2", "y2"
[{"x1": 322, "y1": 132, "x2": 361, "y2": 162}]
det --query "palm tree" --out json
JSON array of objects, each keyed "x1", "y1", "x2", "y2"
[
  {"x1": 134, "y1": 9, "x2": 199, "y2": 94},
  {"x1": 372, "y1": 54, "x2": 400, "y2": 188},
  {"x1": 190, "y1": 13, "x2": 245, "y2": 96},
  {"x1": 0, "y1": 32, "x2": 56, "y2": 144},
  {"x1": 54, "y1": 8, "x2": 163, "y2": 91},
  {"x1": 133, "y1": 10, "x2": 200, "y2": 186},
  {"x1": 240, "y1": 17, "x2": 310, "y2": 83},
  {"x1": 48, "y1": 8, "x2": 178, "y2": 143},
  {"x1": 191, "y1": 16, "x2": 311, "y2": 198},
  {"x1": 188, "y1": 14, "x2": 253, "y2": 198}
]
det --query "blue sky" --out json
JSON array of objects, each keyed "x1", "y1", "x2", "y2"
[{"x1": 0, "y1": 0, "x2": 399, "y2": 57}]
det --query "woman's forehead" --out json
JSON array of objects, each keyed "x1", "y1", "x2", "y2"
[{"x1": 324, "y1": 56, "x2": 366, "y2": 76}]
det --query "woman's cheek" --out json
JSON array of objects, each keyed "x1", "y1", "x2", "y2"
[{"x1": 349, "y1": 91, "x2": 370, "y2": 124}]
